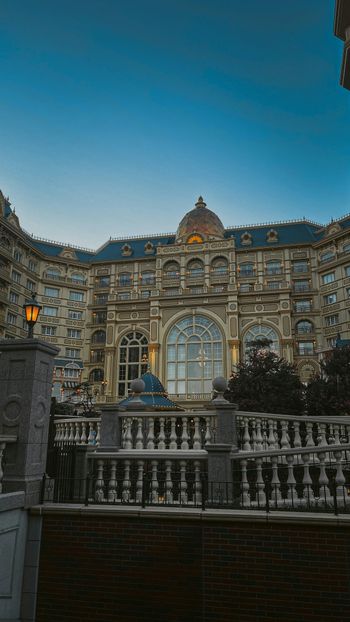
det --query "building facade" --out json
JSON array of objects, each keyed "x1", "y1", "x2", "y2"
[{"x1": 1, "y1": 190, "x2": 350, "y2": 404}]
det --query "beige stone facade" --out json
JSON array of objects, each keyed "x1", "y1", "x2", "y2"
[{"x1": 1, "y1": 190, "x2": 350, "y2": 404}]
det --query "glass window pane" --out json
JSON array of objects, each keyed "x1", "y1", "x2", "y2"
[
  {"x1": 177, "y1": 381, "x2": 186, "y2": 393},
  {"x1": 188, "y1": 362, "x2": 201, "y2": 378},
  {"x1": 167, "y1": 345, "x2": 176, "y2": 361},
  {"x1": 167, "y1": 363, "x2": 176, "y2": 380},
  {"x1": 129, "y1": 347, "x2": 139, "y2": 362},
  {"x1": 188, "y1": 380, "x2": 201, "y2": 393},
  {"x1": 167, "y1": 381, "x2": 176, "y2": 393},
  {"x1": 177, "y1": 345, "x2": 186, "y2": 361},
  {"x1": 188, "y1": 343, "x2": 201, "y2": 359},
  {"x1": 177, "y1": 363, "x2": 186, "y2": 378}
]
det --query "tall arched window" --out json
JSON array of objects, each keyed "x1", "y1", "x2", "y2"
[
  {"x1": 187, "y1": 259, "x2": 204, "y2": 278},
  {"x1": 164, "y1": 261, "x2": 180, "y2": 279},
  {"x1": 211, "y1": 257, "x2": 228, "y2": 275},
  {"x1": 243, "y1": 324, "x2": 280, "y2": 357},
  {"x1": 90, "y1": 368, "x2": 104, "y2": 383},
  {"x1": 265, "y1": 260, "x2": 282, "y2": 275},
  {"x1": 91, "y1": 330, "x2": 106, "y2": 344},
  {"x1": 118, "y1": 332, "x2": 148, "y2": 397},
  {"x1": 166, "y1": 315, "x2": 223, "y2": 395},
  {"x1": 296, "y1": 320, "x2": 313, "y2": 334}
]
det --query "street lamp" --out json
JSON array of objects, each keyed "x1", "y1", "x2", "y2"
[{"x1": 23, "y1": 293, "x2": 42, "y2": 338}]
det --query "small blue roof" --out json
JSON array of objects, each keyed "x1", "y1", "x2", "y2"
[{"x1": 119, "y1": 370, "x2": 183, "y2": 411}]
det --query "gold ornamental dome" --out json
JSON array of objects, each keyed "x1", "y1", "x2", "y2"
[{"x1": 176, "y1": 197, "x2": 225, "y2": 244}]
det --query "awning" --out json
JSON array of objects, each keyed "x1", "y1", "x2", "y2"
[{"x1": 62, "y1": 381, "x2": 80, "y2": 389}]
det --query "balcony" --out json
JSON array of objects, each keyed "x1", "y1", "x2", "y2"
[
  {"x1": 0, "y1": 288, "x2": 8, "y2": 304},
  {"x1": 42, "y1": 272, "x2": 88, "y2": 287},
  {"x1": 0, "y1": 266, "x2": 11, "y2": 283}
]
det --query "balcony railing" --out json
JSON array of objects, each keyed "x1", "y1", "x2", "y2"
[{"x1": 43, "y1": 272, "x2": 88, "y2": 286}]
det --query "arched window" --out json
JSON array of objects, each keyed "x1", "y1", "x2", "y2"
[
  {"x1": 164, "y1": 262, "x2": 180, "y2": 279},
  {"x1": 71, "y1": 272, "x2": 86, "y2": 284},
  {"x1": 187, "y1": 259, "x2": 204, "y2": 278},
  {"x1": 211, "y1": 257, "x2": 228, "y2": 275},
  {"x1": 91, "y1": 330, "x2": 106, "y2": 344},
  {"x1": 296, "y1": 320, "x2": 313, "y2": 335},
  {"x1": 243, "y1": 324, "x2": 280, "y2": 357},
  {"x1": 45, "y1": 267, "x2": 61, "y2": 279},
  {"x1": 239, "y1": 262, "x2": 255, "y2": 278},
  {"x1": 320, "y1": 250, "x2": 335, "y2": 263},
  {"x1": 265, "y1": 260, "x2": 282, "y2": 276},
  {"x1": 141, "y1": 271, "x2": 155, "y2": 285},
  {"x1": 118, "y1": 332, "x2": 148, "y2": 397},
  {"x1": 89, "y1": 368, "x2": 104, "y2": 383},
  {"x1": 166, "y1": 315, "x2": 223, "y2": 395},
  {"x1": 119, "y1": 272, "x2": 132, "y2": 286}
]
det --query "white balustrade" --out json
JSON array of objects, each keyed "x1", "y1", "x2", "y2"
[{"x1": 54, "y1": 418, "x2": 100, "y2": 446}]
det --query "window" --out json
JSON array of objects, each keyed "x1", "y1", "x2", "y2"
[
  {"x1": 327, "y1": 337, "x2": 337, "y2": 348},
  {"x1": 90, "y1": 349, "x2": 105, "y2": 364},
  {"x1": 298, "y1": 342, "x2": 314, "y2": 356},
  {"x1": 343, "y1": 243, "x2": 350, "y2": 254},
  {"x1": 296, "y1": 320, "x2": 313, "y2": 334},
  {"x1": 118, "y1": 292, "x2": 131, "y2": 300},
  {"x1": 265, "y1": 260, "x2": 282, "y2": 276},
  {"x1": 189, "y1": 287, "x2": 204, "y2": 294},
  {"x1": 325, "y1": 314, "x2": 339, "y2": 327},
  {"x1": 267, "y1": 281, "x2": 282, "y2": 290},
  {"x1": 118, "y1": 331, "x2": 148, "y2": 397},
  {"x1": 65, "y1": 348, "x2": 81, "y2": 358},
  {"x1": 26, "y1": 279, "x2": 36, "y2": 292},
  {"x1": 164, "y1": 262, "x2": 180, "y2": 279},
  {"x1": 42, "y1": 325, "x2": 56, "y2": 336},
  {"x1": 94, "y1": 293, "x2": 108, "y2": 305},
  {"x1": 323, "y1": 293, "x2": 337, "y2": 305},
  {"x1": 292, "y1": 260, "x2": 309, "y2": 273},
  {"x1": 95, "y1": 275, "x2": 110, "y2": 288},
  {"x1": 239, "y1": 263, "x2": 254, "y2": 278},
  {"x1": 187, "y1": 260, "x2": 204, "y2": 278},
  {"x1": 9, "y1": 291, "x2": 19, "y2": 304},
  {"x1": 166, "y1": 315, "x2": 223, "y2": 395},
  {"x1": 92, "y1": 311, "x2": 106, "y2": 324},
  {"x1": 294, "y1": 300, "x2": 312, "y2": 312},
  {"x1": 28, "y1": 259, "x2": 37, "y2": 272},
  {"x1": 71, "y1": 272, "x2": 86, "y2": 284},
  {"x1": 68, "y1": 309, "x2": 83, "y2": 320},
  {"x1": 45, "y1": 267, "x2": 61, "y2": 279},
  {"x1": 141, "y1": 290, "x2": 150, "y2": 298},
  {"x1": 321, "y1": 272, "x2": 335, "y2": 284},
  {"x1": 69, "y1": 290, "x2": 84, "y2": 302},
  {"x1": 64, "y1": 366, "x2": 80, "y2": 378},
  {"x1": 67, "y1": 328, "x2": 81, "y2": 339},
  {"x1": 345, "y1": 266, "x2": 350, "y2": 277},
  {"x1": 12, "y1": 270, "x2": 21, "y2": 284},
  {"x1": 211, "y1": 258, "x2": 228, "y2": 275},
  {"x1": 294, "y1": 280, "x2": 310, "y2": 292},
  {"x1": 240, "y1": 283, "x2": 253, "y2": 292},
  {"x1": 13, "y1": 249, "x2": 22, "y2": 262},
  {"x1": 90, "y1": 368, "x2": 104, "y2": 383},
  {"x1": 92, "y1": 330, "x2": 106, "y2": 344},
  {"x1": 347, "y1": 288, "x2": 350, "y2": 299},
  {"x1": 44, "y1": 287, "x2": 60, "y2": 298},
  {"x1": 119, "y1": 272, "x2": 132, "y2": 286},
  {"x1": 243, "y1": 325, "x2": 280, "y2": 357},
  {"x1": 141, "y1": 271, "x2": 155, "y2": 285},
  {"x1": 7, "y1": 312, "x2": 16, "y2": 325},
  {"x1": 43, "y1": 306, "x2": 58, "y2": 317},
  {"x1": 320, "y1": 250, "x2": 335, "y2": 263}
]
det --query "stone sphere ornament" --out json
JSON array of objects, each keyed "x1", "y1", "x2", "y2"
[{"x1": 130, "y1": 378, "x2": 145, "y2": 395}]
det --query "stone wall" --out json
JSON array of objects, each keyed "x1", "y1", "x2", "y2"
[{"x1": 35, "y1": 510, "x2": 350, "y2": 622}]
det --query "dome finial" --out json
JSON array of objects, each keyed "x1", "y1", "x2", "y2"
[{"x1": 195, "y1": 196, "x2": 206, "y2": 208}]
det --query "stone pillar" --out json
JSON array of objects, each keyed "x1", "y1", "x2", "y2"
[
  {"x1": 206, "y1": 377, "x2": 238, "y2": 504},
  {"x1": 99, "y1": 404, "x2": 122, "y2": 450},
  {"x1": 0, "y1": 339, "x2": 59, "y2": 506}
]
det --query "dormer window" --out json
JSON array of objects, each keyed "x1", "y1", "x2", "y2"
[
  {"x1": 241, "y1": 232, "x2": 252, "y2": 246},
  {"x1": 121, "y1": 243, "x2": 132, "y2": 256},
  {"x1": 266, "y1": 229, "x2": 278, "y2": 243},
  {"x1": 144, "y1": 241, "x2": 154, "y2": 254}
]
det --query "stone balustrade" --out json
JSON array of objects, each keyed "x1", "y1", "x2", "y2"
[
  {"x1": 231, "y1": 443, "x2": 350, "y2": 511},
  {"x1": 237, "y1": 412, "x2": 350, "y2": 453},
  {"x1": 88, "y1": 451, "x2": 207, "y2": 505},
  {"x1": 54, "y1": 418, "x2": 101, "y2": 446},
  {"x1": 0, "y1": 435, "x2": 17, "y2": 493}
]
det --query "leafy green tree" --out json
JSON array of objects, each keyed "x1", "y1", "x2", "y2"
[
  {"x1": 306, "y1": 345, "x2": 350, "y2": 416},
  {"x1": 225, "y1": 339, "x2": 305, "y2": 415}
]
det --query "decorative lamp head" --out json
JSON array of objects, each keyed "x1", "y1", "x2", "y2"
[{"x1": 23, "y1": 292, "x2": 42, "y2": 338}]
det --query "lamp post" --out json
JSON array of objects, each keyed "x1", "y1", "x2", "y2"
[
  {"x1": 23, "y1": 292, "x2": 42, "y2": 338},
  {"x1": 101, "y1": 379, "x2": 107, "y2": 395}
]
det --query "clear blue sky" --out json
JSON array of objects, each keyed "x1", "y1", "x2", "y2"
[{"x1": 0, "y1": 0, "x2": 349, "y2": 248}]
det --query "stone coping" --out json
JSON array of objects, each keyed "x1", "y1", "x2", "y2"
[
  {"x1": 30, "y1": 503, "x2": 350, "y2": 526},
  {"x1": 0, "y1": 491, "x2": 25, "y2": 513}
]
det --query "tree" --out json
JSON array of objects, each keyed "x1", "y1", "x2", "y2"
[
  {"x1": 225, "y1": 339, "x2": 305, "y2": 415},
  {"x1": 306, "y1": 345, "x2": 350, "y2": 416}
]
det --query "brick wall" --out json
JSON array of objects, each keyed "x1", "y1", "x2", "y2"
[{"x1": 36, "y1": 512, "x2": 350, "y2": 622}]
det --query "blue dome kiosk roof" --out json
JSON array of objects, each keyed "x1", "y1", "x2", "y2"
[{"x1": 118, "y1": 370, "x2": 183, "y2": 411}]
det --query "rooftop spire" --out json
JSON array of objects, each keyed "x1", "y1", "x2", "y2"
[{"x1": 195, "y1": 196, "x2": 206, "y2": 208}]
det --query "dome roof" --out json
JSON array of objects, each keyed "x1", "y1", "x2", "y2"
[
  {"x1": 176, "y1": 197, "x2": 225, "y2": 243},
  {"x1": 118, "y1": 370, "x2": 183, "y2": 411}
]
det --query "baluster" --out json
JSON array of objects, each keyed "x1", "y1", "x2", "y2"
[
  {"x1": 240, "y1": 459, "x2": 250, "y2": 507},
  {"x1": 54, "y1": 423, "x2": 60, "y2": 443},
  {"x1": 81, "y1": 421, "x2": 87, "y2": 444},
  {"x1": 255, "y1": 420, "x2": 263, "y2": 451},
  {"x1": 306, "y1": 422, "x2": 315, "y2": 447},
  {"x1": 96, "y1": 421, "x2": 101, "y2": 446},
  {"x1": 242, "y1": 418, "x2": 251, "y2": 451},
  {"x1": 108, "y1": 459, "x2": 118, "y2": 502},
  {"x1": 271, "y1": 456, "x2": 282, "y2": 505},
  {"x1": 121, "y1": 417, "x2": 127, "y2": 448},
  {"x1": 333, "y1": 449, "x2": 346, "y2": 502},
  {"x1": 88, "y1": 422, "x2": 94, "y2": 445},
  {"x1": 68, "y1": 423, "x2": 74, "y2": 443},
  {"x1": 151, "y1": 460, "x2": 159, "y2": 503},
  {"x1": 136, "y1": 460, "x2": 144, "y2": 503},
  {"x1": 204, "y1": 418, "x2": 212, "y2": 446},
  {"x1": 62, "y1": 423, "x2": 68, "y2": 442},
  {"x1": 147, "y1": 418, "x2": 155, "y2": 450},
  {"x1": 74, "y1": 422, "x2": 81, "y2": 444},
  {"x1": 317, "y1": 423, "x2": 327, "y2": 447},
  {"x1": 193, "y1": 417, "x2": 201, "y2": 450},
  {"x1": 122, "y1": 460, "x2": 131, "y2": 502},
  {"x1": 251, "y1": 419, "x2": 257, "y2": 451},
  {"x1": 318, "y1": 451, "x2": 331, "y2": 504},
  {"x1": 267, "y1": 420, "x2": 276, "y2": 450},
  {"x1": 280, "y1": 421, "x2": 290, "y2": 449},
  {"x1": 179, "y1": 460, "x2": 188, "y2": 504},
  {"x1": 346, "y1": 425, "x2": 350, "y2": 444},
  {"x1": 169, "y1": 418, "x2": 177, "y2": 450},
  {"x1": 194, "y1": 460, "x2": 202, "y2": 505},
  {"x1": 273, "y1": 421, "x2": 279, "y2": 449},
  {"x1": 286, "y1": 454, "x2": 297, "y2": 506},
  {"x1": 136, "y1": 418, "x2": 144, "y2": 449},
  {"x1": 255, "y1": 458, "x2": 265, "y2": 507},
  {"x1": 124, "y1": 417, "x2": 133, "y2": 450},
  {"x1": 293, "y1": 421, "x2": 301, "y2": 448},
  {"x1": 158, "y1": 417, "x2": 166, "y2": 450},
  {"x1": 95, "y1": 459, "x2": 105, "y2": 502},
  {"x1": 302, "y1": 453, "x2": 314, "y2": 504},
  {"x1": 165, "y1": 460, "x2": 173, "y2": 503},
  {"x1": 181, "y1": 417, "x2": 189, "y2": 450},
  {"x1": 333, "y1": 424, "x2": 340, "y2": 445}
]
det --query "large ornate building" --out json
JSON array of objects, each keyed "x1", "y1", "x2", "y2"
[{"x1": 1, "y1": 189, "x2": 350, "y2": 404}]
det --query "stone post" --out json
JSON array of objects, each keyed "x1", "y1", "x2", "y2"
[
  {"x1": 205, "y1": 377, "x2": 238, "y2": 504},
  {"x1": 0, "y1": 338, "x2": 59, "y2": 506}
]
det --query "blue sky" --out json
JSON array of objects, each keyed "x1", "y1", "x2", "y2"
[{"x1": 0, "y1": 0, "x2": 349, "y2": 248}]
